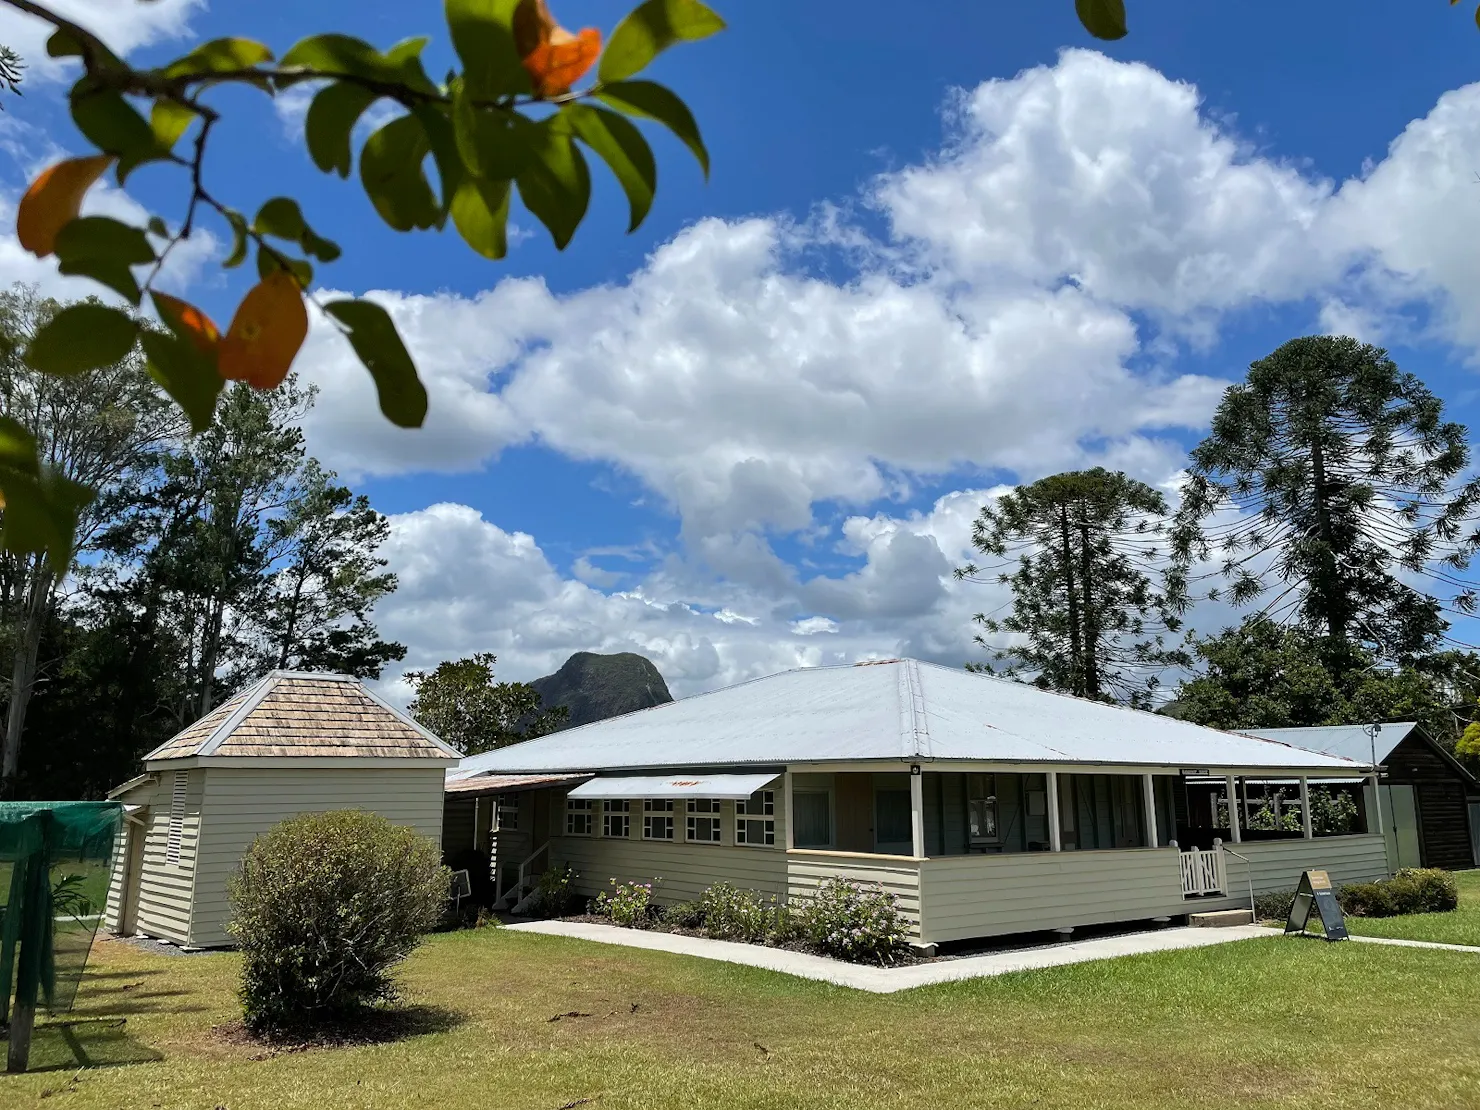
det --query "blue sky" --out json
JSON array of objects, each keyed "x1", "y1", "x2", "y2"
[{"x1": 4, "y1": 1, "x2": 1480, "y2": 698}]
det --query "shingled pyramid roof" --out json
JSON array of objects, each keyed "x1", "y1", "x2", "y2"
[{"x1": 143, "y1": 671, "x2": 459, "y2": 763}]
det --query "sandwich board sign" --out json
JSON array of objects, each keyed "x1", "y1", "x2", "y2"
[{"x1": 1284, "y1": 869, "x2": 1348, "y2": 941}]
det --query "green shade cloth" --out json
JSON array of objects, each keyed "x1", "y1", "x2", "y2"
[{"x1": 0, "y1": 802, "x2": 122, "y2": 1025}]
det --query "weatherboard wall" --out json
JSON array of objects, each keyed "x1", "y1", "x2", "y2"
[{"x1": 185, "y1": 765, "x2": 446, "y2": 947}]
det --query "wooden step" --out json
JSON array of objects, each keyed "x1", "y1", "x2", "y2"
[{"x1": 1189, "y1": 909, "x2": 1253, "y2": 928}]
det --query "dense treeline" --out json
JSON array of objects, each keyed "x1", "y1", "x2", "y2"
[{"x1": 0, "y1": 287, "x2": 404, "y2": 799}]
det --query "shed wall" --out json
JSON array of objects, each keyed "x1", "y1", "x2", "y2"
[
  {"x1": 186, "y1": 765, "x2": 446, "y2": 947},
  {"x1": 114, "y1": 770, "x2": 204, "y2": 946},
  {"x1": 1384, "y1": 736, "x2": 1477, "y2": 870}
]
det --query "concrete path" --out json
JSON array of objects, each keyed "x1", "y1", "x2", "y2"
[
  {"x1": 504, "y1": 920, "x2": 1271, "y2": 993},
  {"x1": 1348, "y1": 935, "x2": 1480, "y2": 955}
]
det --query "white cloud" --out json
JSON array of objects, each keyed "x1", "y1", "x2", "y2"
[{"x1": 0, "y1": 0, "x2": 204, "y2": 82}]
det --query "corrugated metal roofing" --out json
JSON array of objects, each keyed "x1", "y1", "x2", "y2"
[
  {"x1": 457, "y1": 659, "x2": 1369, "y2": 776},
  {"x1": 1241, "y1": 722, "x2": 1417, "y2": 767}
]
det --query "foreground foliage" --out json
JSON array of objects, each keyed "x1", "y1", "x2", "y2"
[{"x1": 228, "y1": 810, "x2": 448, "y2": 1034}]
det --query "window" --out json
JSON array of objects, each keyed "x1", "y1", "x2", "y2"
[
  {"x1": 643, "y1": 799, "x2": 674, "y2": 840},
  {"x1": 494, "y1": 793, "x2": 519, "y2": 832},
  {"x1": 603, "y1": 800, "x2": 630, "y2": 838},
  {"x1": 967, "y1": 774, "x2": 999, "y2": 845},
  {"x1": 686, "y1": 798, "x2": 722, "y2": 843},
  {"x1": 165, "y1": 770, "x2": 187, "y2": 865},
  {"x1": 793, "y1": 790, "x2": 832, "y2": 848},
  {"x1": 566, "y1": 797, "x2": 593, "y2": 836},
  {"x1": 735, "y1": 790, "x2": 775, "y2": 846}
]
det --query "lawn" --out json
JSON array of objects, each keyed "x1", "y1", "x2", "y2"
[
  {"x1": 3, "y1": 926, "x2": 1480, "y2": 1109},
  {"x1": 1341, "y1": 868, "x2": 1480, "y2": 947}
]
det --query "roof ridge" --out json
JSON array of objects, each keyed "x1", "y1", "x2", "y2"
[
  {"x1": 198, "y1": 672, "x2": 281, "y2": 756},
  {"x1": 897, "y1": 659, "x2": 932, "y2": 760}
]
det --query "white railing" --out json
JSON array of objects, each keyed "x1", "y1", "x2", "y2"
[
  {"x1": 494, "y1": 841, "x2": 549, "y2": 912},
  {"x1": 1179, "y1": 841, "x2": 1227, "y2": 896}
]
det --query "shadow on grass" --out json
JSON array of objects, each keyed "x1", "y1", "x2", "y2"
[
  {"x1": 3, "y1": 1018, "x2": 164, "y2": 1073},
  {"x1": 216, "y1": 1004, "x2": 469, "y2": 1055}
]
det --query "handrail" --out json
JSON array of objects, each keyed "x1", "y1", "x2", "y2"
[
  {"x1": 1221, "y1": 844, "x2": 1257, "y2": 917},
  {"x1": 513, "y1": 841, "x2": 550, "y2": 910}
]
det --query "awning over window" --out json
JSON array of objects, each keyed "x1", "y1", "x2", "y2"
[{"x1": 566, "y1": 772, "x2": 780, "y2": 801}]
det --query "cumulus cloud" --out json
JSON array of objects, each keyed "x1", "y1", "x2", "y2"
[{"x1": 0, "y1": 0, "x2": 204, "y2": 82}]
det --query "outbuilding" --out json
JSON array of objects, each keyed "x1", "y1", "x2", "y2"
[
  {"x1": 1248, "y1": 722, "x2": 1480, "y2": 872},
  {"x1": 103, "y1": 670, "x2": 459, "y2": 949}
]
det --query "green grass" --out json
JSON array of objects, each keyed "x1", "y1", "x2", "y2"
[
  {"x1": 1342, "y1": 868, "x2": 1480, "y2": 947},
  {"x1": 3, "y1": 926, "x2": 1480, "y2": 1109}
]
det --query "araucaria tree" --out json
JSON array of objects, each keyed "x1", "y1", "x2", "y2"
[
  {"x1": 1173, "y1": 335, "x2": 1480, "y2": 664},
  {"x1": 957, "y1": 468, "x2": 1188, "y2": 707}
]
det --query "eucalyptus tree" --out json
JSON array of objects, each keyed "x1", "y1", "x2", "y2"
[
  {"x1": 406, "y1": 653, "x2": 568, "y2": 755},
  {"x1": 1172, "y1": 335, "x2": 1480, "y2": 665},
  {"x1": 956, "y1": 467, "x2": 1188, "y2": 707}
]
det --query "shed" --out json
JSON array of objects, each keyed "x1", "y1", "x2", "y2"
[
  {"x1": 103, "y1": 671, "x2": 459, "y2": 949},
  {"x1": 1247, "y1": 722, "x2": 1480, "y2": 872}
]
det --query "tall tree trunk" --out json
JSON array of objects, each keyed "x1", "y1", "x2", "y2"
[
  {"x1": 1057, "y1": 505, "x2": 1084, "y2": 696},
  {"x1": 1078, "y1": 513, "x2": 1100, "y2": 701},
  {"x1": 0, "y1": 560, "x2": 55, "y2": 793},
  {"x1": 1308, "y1": 437, "x2": 1345, "y2": 642}
]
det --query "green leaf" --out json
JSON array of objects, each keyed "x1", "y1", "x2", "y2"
[
  {"x1": 53, "y1": 216, "x2": 156, "y2": 305},
  {"x1": 0, "y1": 467, "x2": 94, "y2": 572},
  {"x1": 599, "y1": 0, "x2": 726, "y2": 84},
  {"x1": 23, "y1": 303, "x2": 139, "y2": 376},
  {"x1": 256, "y1": 247, "x2": 314, "y2": 287},
  {"x1": 1075, "y1": 0, "x2": 1128, "y2": 40},
  {"x1": 48, "y1": 29, "x2": 121, "y2": 70},
  {"x1": 324, "y1": 299, "x2": 429, "y2": 428},
  {"x1": 305, "y1": 81, "x2": 379, "y2": 177},
  {"x1": 150, "y1": 99, "x2": 196, "y2": 152},
  {"x1": 515, "y1": 118, "x2": 591, "y2": 250},
  {"x1": 567, "y1": 104, "x2": 656, "y2": 232},
  {"x1": 384, "y1": 36, "x2": 441, "y2": 96},
  {"x1": 223, "y1": 209, "x2": 250, "y2": 268},
  {"x1": 147, "y1": 215, "x2": 169, "y2": 238},
  {"x1": 162, "y1": 37, "x2": 274, "y2": 78},
  {"x1": 450, "y1": 176, "x2": 511, "y2": 259},
  {"x1": 444, "y1": 0, "x2": 531, "y2": 99},
  {"x1": 412, "y1": 103, "x2": 464, "y2": 215},
  {"x1": 451, "y1": 81, "x2": 536, "y2": 180},
  {"x1": 254, "y1": 196, "x2": 308, "y2": 240},
  {"x1": 140, "y1": 326, "x2": 223, "y2": 434},
  {"x1": 596, "y1": 80, "x2": 709, "y2": 179},
  {"x1": 280, "y1": 33, "x2": 395, "y2": 81},
  {"x1": 302, "y1": 229, "x2": 342, "y2": 263},
  {"x1": 69, "y1": 85, "x2": 163, "y2": 183},
  {"x1": 359, "y1": 114, "x2": 440, "y2": 231},
  {"x1": 0, "y1": 416, "x2": 40, "y2": 477}
]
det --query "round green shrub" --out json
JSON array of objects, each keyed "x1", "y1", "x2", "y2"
[
  {"x1": 228, "y1": 809, "x2": 449, "y2": 1034},
  {"x1": 798, "y1": 878, "x2": 909, "y2": 965}
]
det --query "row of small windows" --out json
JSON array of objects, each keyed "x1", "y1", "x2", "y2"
[{"x1": 565, "y1": 792, "x2": 775, "y2": 845}]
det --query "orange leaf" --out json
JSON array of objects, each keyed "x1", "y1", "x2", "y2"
[
  {"x1": 514, "y1": 0, "x2": 601, "y2": 98},
  {"x1": 153, "y1": 292, "x2": 220, "y2": 354},
  {"x1": 218, "y1": 271, "x2": 308, "y2": 390},
  {"x1": 16, "y1": 154, "x2": 116, "y2": 258}
]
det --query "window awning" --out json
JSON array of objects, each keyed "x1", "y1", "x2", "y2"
[{"x1": 567, "y1": 772, "x2": 780, "y2": 801}]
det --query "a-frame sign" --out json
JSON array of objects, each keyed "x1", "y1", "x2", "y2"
[{"x1": 1284, "y1": 869, "x2": 1348, "y2": 941}]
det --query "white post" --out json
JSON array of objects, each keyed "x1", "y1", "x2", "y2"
[
  {"x1": 1370, "y1": 772, "x2": 1384, "y2": 836},
  {"x1": 1142, "y1": 773, "x2": 1159, "y2": 848},
  {"x1": 1300, "y1": 776, "x2": 1313, "y2": 839},
  {"x1": 472, "y1": 797, "x2": 480, "y2": 850},
  {"x1": 783, "y1": 770, "x2": 795, "y2": 851},
  {"x1": 909, "y1": 767, "x2": 925, "y2": 859},
  {"x1": 1225, "y1": 774, "x2": 1242, "y2": 843},
  {"x1": 1046, "y1": 771, "x2": 1062, "y2": 852}
]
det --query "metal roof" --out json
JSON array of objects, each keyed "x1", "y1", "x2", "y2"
[
  {"x1": 1241, "y1": 722, "x2": 1418, "y2": 767},
  {"x1": 456, "y1": 659, "x2": 1370, "y2": 777}
]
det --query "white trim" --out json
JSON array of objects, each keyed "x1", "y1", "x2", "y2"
[
  {"x1": 1046, "y1": 771, "x2": 1062, "y2": 852},
  {"x1": 107, "y1": 773, "x2": 156, "y2": 799},
  {"x1": 195, "y1": 673, "x2": 279, "y2": 757},
  {"x1": 164, "y1": 770, "x2": 187, "y2": 865},
  {"x1": 354, "y1": 679, "x2": 463, "y2": 759},
  {"x1": 1142, "y1": 772, "x2": 1158, "y2": 849},
  {"x1": 1226, "y1": 774, "x2": 1242, "y2": 843},
  {"x1": 568, "y1": 772, "x2": 780, "y2": 800}
]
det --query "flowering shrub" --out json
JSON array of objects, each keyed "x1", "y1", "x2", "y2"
[
  {"x1": 699, "y1": 881, "x2": 791, "y2": 943},
  {"x1": 594, "y1": 878, "x2": 660, "y2": 927},
  {"x1": 798, "y1": 878, "x2": 909, "y2": 965},
  {"x1": 535, "y1": 863, "x2": 581, "y2": 918}
]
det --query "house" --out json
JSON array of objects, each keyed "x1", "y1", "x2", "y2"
[
  {"x1": 104, "y1": 671, "x2": 460, "y2": 949},
  {"x1": 1246, "y1": 722, "x2": 1480, "y2": 873},
  {"x1": 446, "y1": 658, "x2": 1387, "y2": 948}
]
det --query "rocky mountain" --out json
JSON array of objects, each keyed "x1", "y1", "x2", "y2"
[{"x1": 528, "y1": 651, "x2": 674, "y2": 731}]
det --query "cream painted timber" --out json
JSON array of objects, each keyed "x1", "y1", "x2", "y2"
[
  {"x1": 787, "y1": 851, "x2": 922, "y2": 936},
  {"x1": 550, "y1": 789, "x2": 789, "y2": 904},
  {"x1": 918, "y1": 848, "x2": 1187, "y2": 944},
  {"x1": 1216, "y1": 835, "x2": 1389, "y2": 899},
  {"x1": 102, "y1": 788, "x2": 146, "y2": 933},
  {"x1": 185, "y1": 765, "x2": 446, "y2": 947},
  {"x1": 120, "y1": 769, "x2": 204, "y2": 946}
]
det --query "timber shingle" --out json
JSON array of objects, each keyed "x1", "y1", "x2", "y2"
[{"x1": 142, "y1": 672, "x2": 458, "y2": 762}]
